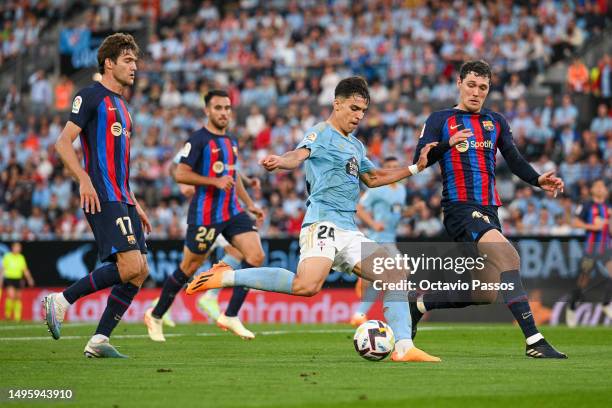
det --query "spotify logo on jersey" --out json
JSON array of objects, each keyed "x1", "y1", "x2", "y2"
[{"x1": 111, "y1": 122, "x2": 123, "y2": 137}]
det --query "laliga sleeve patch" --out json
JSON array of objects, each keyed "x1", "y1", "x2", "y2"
[
  {"x1": 181, "y1": 142, "x2": 192, "y2": 157},
  {"x1": 72, "y1": 96, "x2": 82, "y2": 114}
]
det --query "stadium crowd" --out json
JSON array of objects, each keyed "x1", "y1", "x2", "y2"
[{"x1": 0, "y1": 0, "x2": 610, "y2": 241}]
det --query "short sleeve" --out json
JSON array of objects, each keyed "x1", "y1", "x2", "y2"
[
  {"x1": 172, "y1": 150, "x2": 182, "y2": 165},
  {"x1": 574, "y1": 204, "x2": 589, "y2": 222},
  {"x1": 69, "y1": 89, "x2": 97, "y2": 129},
  {"x1": 359, "y1": 154, "x2": 375, "y2": 174},
  {"x1": 178, "y1": 133, "x2": 203, "y2": 168},
  {"x1": 296, "y1": 129, "x2": 322, "y2": 158}
]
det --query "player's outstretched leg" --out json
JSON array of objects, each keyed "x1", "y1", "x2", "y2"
[
  {"x1": 197, "y1": 254, "x2": 242, "y2": 321},
  {"x1": 43, "y1": 262, "x2": 123, "y2": 340},
  {"x1": 481, "y1": 232, "x2": 567, "y2": 359},
  {"x1": 186, "y1": 262, "x2": 295, "y2": 295}
]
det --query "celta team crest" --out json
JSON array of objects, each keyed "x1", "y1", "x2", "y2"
[{"x1": 482, "y1": 120, "x2": 494, "y2": 131}]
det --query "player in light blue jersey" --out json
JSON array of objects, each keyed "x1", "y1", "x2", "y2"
[
  {"x1": 186, "y1": 77, "x2": 440, "y2": 362},
  {"x1": 351, "y1": 156, "x2": 407, "y2": 326}
]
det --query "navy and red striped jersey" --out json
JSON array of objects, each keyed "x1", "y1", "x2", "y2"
[
  {"x1": 415, "y1": 108, "x2": 524, "y2": 206},
  {"x1": 179, "y1": 127, "x2": 243, "y2": 225},
  {"x1": 69, "y1": 82, "x2": 134, "y2": 205},
  {"x1": 576, "y1": 201, "x2": 611, "y2": 255}
]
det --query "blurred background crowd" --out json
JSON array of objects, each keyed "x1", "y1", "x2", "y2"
[{"x1": 0, "y1": 0, "x2": 610, "y2": 241}]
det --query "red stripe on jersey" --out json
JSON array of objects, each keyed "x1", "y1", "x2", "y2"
[
  {"x1": 493, "y1": 122, "x2": 502, "y2": 205},
  {"x1": 587, "y1": 204, "x2": 598, "y2": 253},
  {"x1": 230, "y1": 140, "x2": 243, "y2": 214},
  {"x1": 80, "y1": 135, "x2": 90, "y2": 172},
  {"x1": 116, "y1": 99, "x2": 133, "y2": 204},
  {"x1": 600, "y1": 205, "x2": 609, "y2": 253},
  {"x1": 448, "y1": 116, "x2": 467, "y2": 201},
  {"x1": 470, "y1": 116, "x2": 490, "y2": 205},
  {"x1": 221, "y1": 138, "x2": 233, "y2": 221},
  {"x1": 203, "y1": 140, "x2": 219, "y2": 225},
  {"x1": 104, "y1": 96, "x2": 123, "y2": 201}
]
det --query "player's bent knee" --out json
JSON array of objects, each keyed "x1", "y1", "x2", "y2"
[
  {"x1": 116, "y1": 251, "x2": 144, "y2": 282},
  {"x1": 245, "y1": 251, "x2": 265, "y2": 267},
  {"x1": 291, "y1": 280, "x2": 322, "y2": 297},
  {"x1": 180, "y1": 259, "x2": 200, "y2": 277}
]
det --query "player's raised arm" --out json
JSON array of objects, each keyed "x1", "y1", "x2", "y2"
[
  {"x1": 260, "y1": 147, "x2": 310, "y2": 171},
  {"x1": 55, "y1": 121, "x2": 101, "y2": 215},
  {"x1": 496, "y1": 114, "x2": 564, "y2": 195},
  {"x1": 360, "y1": 142, "x2": 438, "y2": 187},
  {"x1": 413, "y1": 114, "x2": 472, "y2": 167}
]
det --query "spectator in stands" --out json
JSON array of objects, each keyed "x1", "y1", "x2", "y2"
[
  {"x1": 553, "y1": 94, "x2": 578, "y2": 134},
  {"x1": 53, "y1": 75, "x2": 74, "y2": 112},
  {"x1": 590, "y1": 104, "x2": 612, "y2": 137},
  {"x1": 566, "y1": 57, "x2": 590, "y2": 93},
  {"x1": 28, "y1": 70, "x2": 52, "y2": 116}
]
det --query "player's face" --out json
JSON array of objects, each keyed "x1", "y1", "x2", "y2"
[
  {"x1": 110, "y1": 50, "x2": 138, "y2": 86},
  {"x1": 11, "y1": 242, "x2": 21, "y2": 253},
  {"x1": 591, "y1": 180, "x2": 608, "y2": 200},
  {"x1": 457, "y1": 72, "x2": 490, "y2": 112},
  {"x1": 334, "y1": 95, "x2": 368, "y2": 134},
  {"x1": 205, "y1": 96, "x2": 232, "y2": 130}
]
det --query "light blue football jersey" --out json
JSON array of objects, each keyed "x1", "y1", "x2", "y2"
[
  {"x1": 359, "y1": 184, "x2": 407, "y2": 242},
  {"x1": 297, "y1": 122, "x2": 375, "y2": 231}
]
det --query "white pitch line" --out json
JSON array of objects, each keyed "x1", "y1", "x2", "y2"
[
  {"x1": 0, "y1": 325, "x2": 501, "y2": 342},
  {"x1": 0, "y1": 323, "x2": 92, "y2": 331}
]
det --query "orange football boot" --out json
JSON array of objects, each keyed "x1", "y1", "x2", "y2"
[
  {"x1": 186, "y1": 261, "x2": 232, "y2": 295},
  {"x1": 391, "y1": 347, "x2": 441, "y2": 362}
]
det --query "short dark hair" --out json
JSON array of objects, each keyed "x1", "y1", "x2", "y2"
[
  {"x1": 459, "y1": 60, "x2": 492, "y2": 83},
  {"x1": 384, "y1": 156, "x2": 399, "y2": 163},
  {"x1": 204, "y1": 89, "x2": 230, "y2": 106},
  {"x1": 334, "y1": 76, "x2": 370, "y2": 104},
  {"x1": 97, "y1": 33, "x2": 140, "y2": 74}
]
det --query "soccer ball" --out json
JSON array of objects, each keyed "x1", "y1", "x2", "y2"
[{"x1": 353, "y1": 320, "x2": 395, "y2": 361}]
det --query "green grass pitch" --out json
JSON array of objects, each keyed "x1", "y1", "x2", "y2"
[{"x1": 1, "y1": 322, "x2": 611, "y2": 407}]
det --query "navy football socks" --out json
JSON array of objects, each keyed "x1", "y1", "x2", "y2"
[
  {"x1": 152, "y1": 268, "x2": 189, "y2": 319},
  {"x1": 95, "y1": 282, "x2": 140, "y2": 337},
  {"x1": 500, "y1": 270, "x2": 539, "y2": 339},
  {"x1": 224, "y1": 262, "x2": 254, "y2": 317},
  {"x1": 63, "y1": 263, "x2": 122, "y2": 304}
]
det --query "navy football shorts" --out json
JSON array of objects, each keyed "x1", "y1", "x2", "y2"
[
  {"x1": 185, "y1": 211, "x2": 256, "y2": 254},
  {"x1": 85, "y1": 201, "x2": 147, "y2": 262},
  {"x1": 443, "y1": 202, "x2": 502, "y2": 243}
]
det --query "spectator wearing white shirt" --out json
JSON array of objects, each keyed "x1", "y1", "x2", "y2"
[{"x1": 28, "y1": 70, "x2": 52, "y2": 116}]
